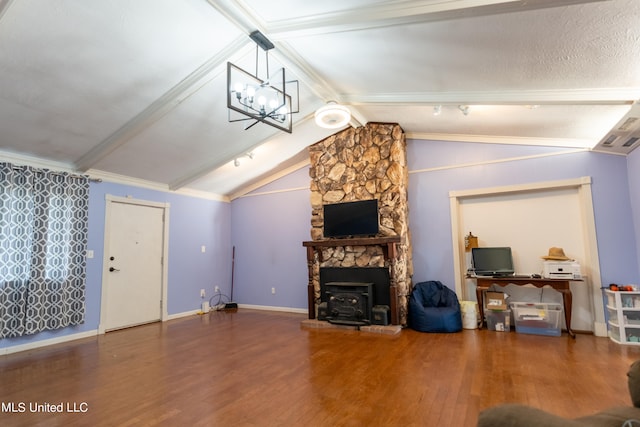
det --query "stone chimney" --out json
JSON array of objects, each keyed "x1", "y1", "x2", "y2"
[{"x1": 307, "y1": 123, "x2": 413, "y2": 325}]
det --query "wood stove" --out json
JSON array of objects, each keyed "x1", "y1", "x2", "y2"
[{"x1": 325, "y1": 281, "x2": 373, "y2": 326}]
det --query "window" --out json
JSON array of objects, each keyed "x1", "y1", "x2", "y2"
[{"x1": 0, "y1": 163, "x2": 89, "y2": 338}]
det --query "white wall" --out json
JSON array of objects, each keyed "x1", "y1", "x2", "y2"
[{"x1": 460, "y1": 187, "x2": 583, "y2": 274}]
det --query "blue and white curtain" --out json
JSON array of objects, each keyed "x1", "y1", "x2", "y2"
[{"x1": 0, "y1": 163, "x2": 89, "y2": 338}]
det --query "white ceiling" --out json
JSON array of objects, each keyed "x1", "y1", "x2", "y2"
[{"x1": 1, "y1": 0, "x2": 639, "y2": 199}]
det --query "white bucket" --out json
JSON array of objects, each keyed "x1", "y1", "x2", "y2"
[
  {"x1": 201, "y1": 301, "x2": 210, "y2": 313},
  {"x1": 460, "y1": 301, "x2": 478, "y2": 329}
]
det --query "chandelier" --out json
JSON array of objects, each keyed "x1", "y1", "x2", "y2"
[{"x1": 227, "y1": 31, "x2": 299, "y2": 133}]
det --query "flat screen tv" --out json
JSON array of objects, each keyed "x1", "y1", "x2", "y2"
[
  {"x1": 323, "y1": 199, "x2": 379, "y2": 238},
  {"x1": 471, "y1": 247, "x2": 515, "y2": 277}
]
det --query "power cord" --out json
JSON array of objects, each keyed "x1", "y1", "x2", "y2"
[{"x1": 209, "y1": 292, "x2": 232, "y2": 311}]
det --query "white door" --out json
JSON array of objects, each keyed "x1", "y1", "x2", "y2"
[{"x1": 101, "y1": 198, "x2": 166, "y2": 332}]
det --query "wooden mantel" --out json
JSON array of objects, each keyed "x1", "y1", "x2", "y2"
[
  {"x1": 302, "y1": 236, "x2": 403, "y2": 262},
  {"x1": 302, "y1": 235, "x2": 404, "y2": 324}
]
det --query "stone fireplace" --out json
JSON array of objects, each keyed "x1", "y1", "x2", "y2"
[{"x1": 303, "y1": 123, "x2": 413, "y2": 326}]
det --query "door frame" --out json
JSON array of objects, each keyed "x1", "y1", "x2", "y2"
[{"x1": 98, "y1": 195, "x2": 170, "y2": 334}]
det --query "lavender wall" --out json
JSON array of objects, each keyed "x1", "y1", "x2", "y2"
[
  {"x1": 1, "y1": 181, "x2": 231, "y2": 351},
  {"x1": 407, "y1": 140, "x2": 639, "y2": 289},
  {"x1": 228, "y1": 140, "x2": 640, "y2": 313},
  {"x1": 628, "y1": 148, "x2": 640, "y2": 278},
  {"x1": 4, "y1": 138, "x2": 639, "y2": 352},
  {"x1": 230, "y1": 167, "x2": 311, "y2": 310}
]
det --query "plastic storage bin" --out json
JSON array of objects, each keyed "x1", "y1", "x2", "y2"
[
  {"x1": 486, "y1": 309, "x2": 510, "y2": 332},
  {"x1": 511, "y1": 302, "x2": 562, "y2": 337},
  {"x1": 605, "y1": 289, "x2": 640, "y2": 345}
]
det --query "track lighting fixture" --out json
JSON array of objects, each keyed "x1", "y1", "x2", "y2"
[{"x1": 233, "y1": 152, "x2": 255, "y2": 167}]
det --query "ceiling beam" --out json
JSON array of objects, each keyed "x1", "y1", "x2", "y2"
[
  {"x1": 0, "y1": 0, "x2": 15, "y2": 21},
  {"x1": 207, "y1": 0, "x2": 358, "y2": 107},
  {"x1": 206, "y1": 0, "x2": 267, "y2": 34},
  {"x1": 168, "y1": 113, "x2": 319, "y2": 190},
  {"x1": 74, "y1": 36, "x2": 249, "y2": 172},
  {"x1": 265, "y1": 0, "x2": 609, "y2": 39},
  {"x1": 207, "y1": 0, "x2": 610, "y2": 130},
  {"x1": 342, "y1": 88, "x2": 640, "y2": 106},
  {"x1": 228, "y1": 158, "x2": 310, "y2": 201}
]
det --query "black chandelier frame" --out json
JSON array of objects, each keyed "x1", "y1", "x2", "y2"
[{"x1": 227, "y1": 31, "x2": 299, "y2": 133}]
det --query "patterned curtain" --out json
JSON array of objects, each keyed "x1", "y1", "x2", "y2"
[{"x1": 0, "y1": 163, "x2": 89, "y2": 338}]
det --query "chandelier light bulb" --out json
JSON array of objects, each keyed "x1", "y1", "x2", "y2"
[{"x1": 277, "y1": 106, "x2": 287, "y2": 120}]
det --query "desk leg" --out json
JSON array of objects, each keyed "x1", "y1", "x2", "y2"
[
  {"x1": 560, "y1": 289, "x2": 575, "y2": 338},
  {"x1": 476, "y1": 286, "x2": 487, "y2": 328}
]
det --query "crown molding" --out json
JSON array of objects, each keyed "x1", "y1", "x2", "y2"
[
  {"x1": 230, "y1": 159, "x2": 310, "y2": 200},
  {"x1": 0, "y1": 150, "x2": 78, "y2": 172},
  {"x1": 86, "y1": 170, "x2": 229, "y2": 202},
  {"x1": 406, "y1": 132, "x2": 595, "y2": 149},
  {"x1": 343, "y1": 88, "x2": 640, "y2": 106}
]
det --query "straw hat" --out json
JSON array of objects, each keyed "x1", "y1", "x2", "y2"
[{"x1": 542, "y1": 247, "x2": 572, "y2": 261}]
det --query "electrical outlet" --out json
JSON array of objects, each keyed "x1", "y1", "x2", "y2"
[
  {"x1": 215, "y1": 286, "x2": 220, "y2": 293},
  {"x1": 200, "y1": 289, "x2": 205, "y2": 298},
  {"x1": 271, "y1": 287, "x2": 276, "y2": 295}
]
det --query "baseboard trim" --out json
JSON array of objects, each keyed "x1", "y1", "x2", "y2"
[
  {"x1": 0, "y1": 330, "x2": 98, "y2": 356},
  {"x1": 237, "y1": 304, "x2": 307, "y2": 314},
  {"x1": 593, "y1": 321, "x2": 608, "y2": 337},
  {"x1": 166, "y1": 309, "x2": 201, "y2": 321}
]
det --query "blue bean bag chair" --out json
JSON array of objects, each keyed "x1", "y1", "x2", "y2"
[{"x1": 409, "y1": 280, "x2": 462, "y2": 333}]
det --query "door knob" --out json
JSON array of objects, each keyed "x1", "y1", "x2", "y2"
[
  {"x1": 109, "y1": 267, "x2": 120, "y2": 272},
  {"x1": 110, "y1": 256, "x2": 115, "y2": 261}
]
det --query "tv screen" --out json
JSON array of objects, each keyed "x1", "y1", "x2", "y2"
[
  {"x1": 471, "y1": 247, "x2": 514, "y2": 277},
  {"x1": 323, "y1": 199, "x2": 379, "y2": 238}
]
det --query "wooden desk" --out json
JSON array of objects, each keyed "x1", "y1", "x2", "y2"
[{"x1": 474, "y1": 277, "x2": 579, "y2": 338}]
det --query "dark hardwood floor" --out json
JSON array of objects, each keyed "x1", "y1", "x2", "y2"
[{"x1": 1, "y1": 309, "x2": 639, "y2": 426}]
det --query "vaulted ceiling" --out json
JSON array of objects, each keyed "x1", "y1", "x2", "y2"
[{"x1": 1, "y1": 0, "x2": 639, "y2": 200}]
